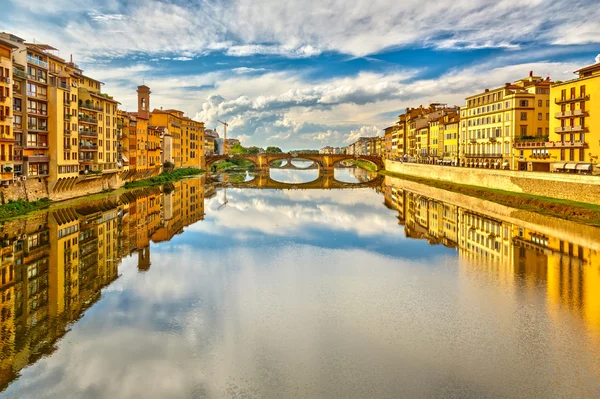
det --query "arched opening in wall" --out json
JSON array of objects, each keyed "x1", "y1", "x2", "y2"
[{"x1": 332, "y1": 159, "x2": 379, "y2": 184}]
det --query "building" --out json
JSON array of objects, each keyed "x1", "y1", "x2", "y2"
[
  {"x1": 516, "y1": 62, "x2": 600, "y2": 174},
  {"x1": 151, "y1": 108, "x2": 204, "y2": 168},
  {"x1": 204, "y1": 128, "x2": 218, "y2": 156},
  {"x1": 439, "y1": 113, "x2": 460, "y2": 165},
  {"x1": 0, "y1": 39, "x2": 17, "y2": 185},
  {"x1": 460, "y1": 72, "x2": 551, "y2": 171}
]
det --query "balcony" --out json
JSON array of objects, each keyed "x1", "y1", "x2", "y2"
[
  {"x1": 26, "y1": 142, "x2": 48, "y2": 149},
  {"x1": 554, "y1": 125, "x2": 587, "y2": 134},
  {"x1": 78, "y1": 115, "x2": 98, "y2": 124},
  {"x1": 27, "y1": 91, "x2": 47, "y2": 100},
  {"x1": 513, "y1": 141, "x2": 588, "y2": 149},
  {"x1": 12, "y1": 67, "x2": 27, "y2": 80},
  {"x1": 79, "y1": 158, "x2": 95, "y2": 164},
  {"x1": 79, "y1": 102, "x2": 103, "y2": 112},
  {"x1": 24, "y1": 155, "x2": 50, "y2": 163},
  {"x1": 27, "y1": 74, "x2": 47, "y2": 85},
  {"x1": 79, "y1": 130, "x2": 98, "y2": 137},
  {"x1": 79, "y1": 144, "x2": 98, "y2": 151},
  {"x1": 13, "y1": 155, "x2": 23, "y2": 162},
  {"x1": 56, "y1": 81, "x2": 70, "y2": 91},
  {"x1": 0, "y1": 77, "x2": 9, "y2": 84},
  {"x1": 27, "y1": 109, "x2": 48, "y2": 117},
  {"x1": 1, "y1": 172, "x2": 13, "y2": 181},
  {"x1": 464, "y1": 153, "x2": 503, "y2": 158},
  {"x1": 555, "y1": 94, "x2": 590, "y2": 104},
  {"x1": 28, "y1": 125, "x2": 48, "y2": 132},
  {"x1": 27, "y1": 56, "x2": 49, "y2": 69},
  {"x1": 13, "y1": 123, "x2": 22, "y2": 131}
]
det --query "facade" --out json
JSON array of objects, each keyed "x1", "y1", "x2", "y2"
[
  {"x1": 0, "y1": 39, "x2": 16, "y2": 184},
  {"x1": 204, "y1": 128, "x2": 217, "y2": 156},
  {"x1": 151, "y1": 108, "x2": 204, "y2": 168},
  {"x1": 515, "y1": 62, "x2": 600, "y2": 174},
  {"x1": 460, "y1": 72, "x2": 551, "y2": 171}
]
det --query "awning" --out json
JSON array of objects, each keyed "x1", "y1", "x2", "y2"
[
  {"x1": 502, "y1": 161, "x2": 509, "y2": 167},
  {"x1": 576, "y1": 163, "x2": 592, "y2": 171},
  {"x1": 565, "y1": 162, "x2": 578, "y2": 170},
  {"x1": 121, "y1": 154, "x2": 129, "y2": 163},
  {"x1": 483, "y1": 162, "x2": 488, "y2": 167},
  {"x1": 552, "y1": 162, "x2": 566, "y2": 169}
]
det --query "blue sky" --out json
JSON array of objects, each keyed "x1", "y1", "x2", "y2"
[{"x1": 2, "y1": 0, "x2": 600, "y2": 150}]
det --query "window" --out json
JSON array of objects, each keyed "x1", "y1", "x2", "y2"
[
  {"x1": 538, "y1": 100, "x2": 542, "y2": 107},
  {"x1": 519, "y1": 100, "x2": 528, "y2": 107},
  {"x1": 520, "y1": 112, "x2": 527, "y2": 120},
  {"x1": 537, "y1": 113, "x2": 542, "y2": 120}
]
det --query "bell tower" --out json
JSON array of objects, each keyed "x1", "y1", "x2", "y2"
[{"x1": 137, "y1": 85, "x2": 151, "y2": 119}]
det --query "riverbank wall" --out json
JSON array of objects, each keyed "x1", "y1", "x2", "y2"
[
  {"x1": 0, "y1": 168, "x2": 167, "y2": 204},
  {"x1": 385, "y1": 160, "x2": 600, "y2": 205}
]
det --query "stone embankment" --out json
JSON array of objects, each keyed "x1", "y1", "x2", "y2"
[{"x1": 385, "y1": 160, "x2": 600, "y2": 205}]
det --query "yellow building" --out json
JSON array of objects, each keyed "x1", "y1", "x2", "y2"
[
  {"x1": 461, "y1": 72, "x2": 551, "y2": 171},
  {"x1": 0, "y1": 39, "x2": 17, "y2": 184},
  {"x1": 440, "y1": 114, "x2": 460, "y2": 165},
  {"x1": 151, "y1": 108, "x2": 204, "y2": 169},
  {"x1": 46, "y1": 53, "x2": 81, "y2": 193},
  {"x1": 77, "y1": 73, "x2": 120, "y2": 175},
  {"x1": 541, "y1": 62, "x2": 600, "y2": 174}
]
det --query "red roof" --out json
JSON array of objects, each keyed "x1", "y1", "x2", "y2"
[{"x1": 574, "y1": 62, "x2": 600, "y2": 74}]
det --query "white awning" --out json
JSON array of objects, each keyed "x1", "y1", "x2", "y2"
[
  {"x1": 552, "y1": 162, "x2": 566, "y2": 169},
  {"x1": 576, "y1": 163, "x2": 592, "y2": 171},
  {"x1": 565, "y1": 162, "x2": 578, "y2": 170},
  {"x1": 121, "y1": 154, "x2": 129, "y2": 163},
  {"x1": 502, "y1": 161, "x2": 509, "y2": 166}
]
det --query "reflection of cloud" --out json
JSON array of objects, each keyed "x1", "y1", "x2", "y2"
[{"x1": 189, "y1": 188, "x2": 402, "y2": 240}]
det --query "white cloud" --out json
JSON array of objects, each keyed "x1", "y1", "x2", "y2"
[
  {"x1": 5, "y1": 0, "x2": 600, "y2": 60},
  {"x1": 172, "y1": 56, "x2": 193, "y2": 61},
  {"x1": 232, "y1": 67, "x2": 267, "y2": 74}
]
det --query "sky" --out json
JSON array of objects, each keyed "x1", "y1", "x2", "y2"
[{"x1": 1, "y1": 0, "x2": 600, "y2": 150}]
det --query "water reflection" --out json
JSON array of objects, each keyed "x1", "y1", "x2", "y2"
[{"x1": 0, "y1": 173, "x2": 599, "y2": 398}]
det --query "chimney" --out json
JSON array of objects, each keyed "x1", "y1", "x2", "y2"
[{"x1": 529, "y1": 70, "x2": 533, "y2": 77}]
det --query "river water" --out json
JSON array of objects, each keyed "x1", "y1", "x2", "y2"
[{"x1": 0, "y1": 166, "x2": 599, "y2": 398}]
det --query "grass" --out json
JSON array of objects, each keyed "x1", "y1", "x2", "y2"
[
  {"x1": 124, "y1": 167, "x2": 205, "y2": 189},
  {"x1": 0, "y1": 198, "x2": 52, "y2": 221},
  {"x1": 351, "y1": 159, "x2": 378, "y2": 172},
  {"x1": 380, "y1": 169, "x2": 600, "y2": 227},
  {"x1": 211, "y1": 158, "x2": 255, "y2": 172}
]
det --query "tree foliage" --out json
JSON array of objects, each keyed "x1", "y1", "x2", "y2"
[
  {"x1": 229, "y1": 143, "x2": 248, "y2": 155},
  {"x1": 266, "y1": 146, "x2": 283, "y2": 153}
]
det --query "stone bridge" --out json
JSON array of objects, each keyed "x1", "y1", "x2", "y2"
[{"x1": 205, "y1": 153, "x2": 384, "y2": 172}]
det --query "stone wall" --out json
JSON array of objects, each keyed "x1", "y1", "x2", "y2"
[{"x1": 385, "y1": 160, "x2": 600, "y2": 205}]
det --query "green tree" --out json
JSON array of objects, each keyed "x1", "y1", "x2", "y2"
[
  {"x1": 229, "y1": 143, "x2": 248, "y2": 154},
  {"x1": 266, "y1": 146, "x2": 282, "y2": 153},
  {"x1": 247, "y1": 146, "x2": 261, "y2": 154}
]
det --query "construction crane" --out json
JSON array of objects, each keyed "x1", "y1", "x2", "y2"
[{"x1": 218, "y1": 120, "x2": 228, "y2": 154}]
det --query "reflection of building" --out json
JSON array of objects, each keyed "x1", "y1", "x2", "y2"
[
  {"x1": 384, "y1": 181, "x2": 600, "y2": 342},
  {"x1": 0, "y1": 179, "x2": 207, "y2": 390}
]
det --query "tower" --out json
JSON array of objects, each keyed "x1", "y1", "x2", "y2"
[{"x1": 137, "y1": 85, "x2": 151, "y2": 119}]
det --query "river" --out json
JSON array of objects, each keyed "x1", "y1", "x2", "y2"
[{"x1": 0, "y1": 166, "x2": 599, "y2": 398}]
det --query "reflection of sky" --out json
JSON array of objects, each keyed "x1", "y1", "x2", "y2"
[{"x1": 3, "y1": 188, "x2": 600, "y2": 398}]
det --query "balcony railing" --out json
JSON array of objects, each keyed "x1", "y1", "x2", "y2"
[
  {"x1": 555, "y1": 125, "x2": 586, "y2": 133},
  {"x1": 464, "y1": 153, "x2": 503, "y2": 158},
  {"x1": 78, "y1": 115, "x2": 98, "y2": 124},
  {"x1": 79, "y1": 103, "x2": 103, "y2": 112},
  {"x1": 28, "y1": 125, "x2": 48, "y2": 132},
  {"x1": 24, "y1": 155, "x2": 50, "y2": 163},
  {"x1": 27, "y1": 74, "x2": 47, "y2": 85},
  {"x1": 13, "y1": 155, "x2": 23, "y2": 162},
  {"x1": 12, "y1": 67, "x2": 27, "y2": 80},
  {"x1": 555, "y1": 94, "x2": 590, "y2": 104},
  {"x1": 79, "y1": 144, "x2": 98, "y2": 150},
  {"x1": 27, "y1": 56, "x2": 49, "y2": 68},
  {"x1": 26, "y1": 142, "x2": 48, "y2": 148},
  {"x1": 513, "y1": 141, "x2": 588, "y2": 149},
  {"x1": 27, "y1": 109, "x2": 48, "y2": 117},
  {"x1": 27, "y1": 91, "x2": 47, "y2": 100},
  {"x1": 79, "y1": 130, "x2": 98, "y2": 137}
]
